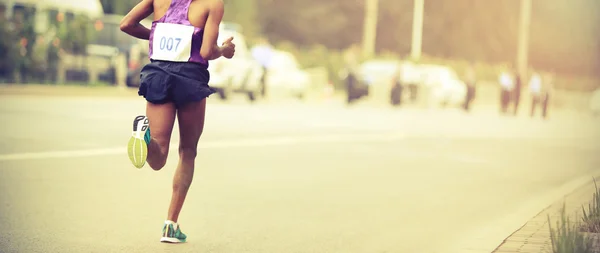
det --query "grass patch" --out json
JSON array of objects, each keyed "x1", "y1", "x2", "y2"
[
  {"x1": 581, "y1": 178, "x2": 600, "y2": 233},
  {"x1": 549, "y1": 203, "x2": 593, "y2": 253},
  {"x1": 549, "y1": 178, "x2": 600, "y2": 253}
]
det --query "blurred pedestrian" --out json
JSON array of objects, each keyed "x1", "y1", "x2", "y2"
[
  {"x1": 342, "y1": 67, "x2": 359, "y2": 104},
  {"x1": 590, "y1": 87, "x2": 600, "y2": 117},
  {"x1": 512, "y1": 66, "x2": 523, "y2": 116},
  {"x1": 47, "y1": 38, "x2": 62, "y2": 84},
  {"x1": 530, "y1": 72, "x2": 554, "y2": 119},
  {"x1": 251, "y1": 37, "x2": 274, "y2": 97},
  {"x1": 390, "y1": 66, "x2": 403, "y2": 106},
  {"x1": 343, "y1": 45, "x2": 361, "y2": 104},
  {"x1": 463, "y1": 63, "x2": 477, "y2": 112},
  {"x1": 0, "y1": 18, "x2": 18, "y2": 82},
  {"x1": 528, "y1": 71, "x2": 542, "y2": 117},
  {"x1": 540, "y1": 73, "x2": 554, "y2": 119},
  {"x1": 499, "y1": 69, "x2": 513, "y2": 114},
  {"x1": 31, "y1": 35, "x2": 49, "y2": 83},
  {"x1": 121, "y1": 0, "x2": 236, "y2": 243}
]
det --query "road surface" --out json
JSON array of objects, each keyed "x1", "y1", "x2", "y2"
[{"x1": 0, "y1": 95, "x2": 599, "y2": 253}]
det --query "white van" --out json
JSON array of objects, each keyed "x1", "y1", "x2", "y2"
[
  {"x1": 207, "y1": 24, "x2": 264, "y2": 101},
  {"x1": 86, "y1": 14, "x2": 153, "y2": 85},
  {"x1": 264, "y1": 50, "x2": 310, "y2": 100}
]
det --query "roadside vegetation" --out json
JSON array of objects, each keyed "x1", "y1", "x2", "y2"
[{"x1": 549, "y1": 178, "x2": 600, "y2": 253}]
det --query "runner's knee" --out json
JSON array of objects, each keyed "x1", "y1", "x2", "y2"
[
  {"x1": 149, "y1": 138, "x2": 170, "y2": 170},
  {"x1": 178, "y1": 146, "x2": 197, "y2": 160},
  {"x1": 149, "y1": 160, "x2": 167, "y2": 171},
  {"x1": 148, "y1": 150, "x2": 168, "y2": 170}
]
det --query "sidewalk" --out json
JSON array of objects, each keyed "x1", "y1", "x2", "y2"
[{"x1": 492, "y1": 179, "x2": 599, "y2": 253}]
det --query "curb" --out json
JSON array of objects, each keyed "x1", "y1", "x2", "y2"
[
  {"x1": 445, "y1": 173, "x2": 600, "y2": 253},
  {"x1": 491, "y1": 174, "x2": 600, "y2": 253}
]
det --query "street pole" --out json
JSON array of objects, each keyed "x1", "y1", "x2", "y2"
[
  {"x1": 362, "y1": 0, "x2": 379, "y2": 59},
  {"x1": 410, "y1": 0, "x2": 425, "y2": 61},
  {"x1": 516, "y1": 0, "x2": 532, "y2": 77}
]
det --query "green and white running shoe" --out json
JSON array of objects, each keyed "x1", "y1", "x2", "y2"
[
  {"x1": 160, "y1": 222, "x2": 187, "y2": 243},
  {"x1": 127, "y1": 115, "x2": 150, "y2": 169}
]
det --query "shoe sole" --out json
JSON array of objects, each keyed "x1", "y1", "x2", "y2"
[
  {"x1": 127, "y1": 115, "x2": 149, "y2": 169},
  {"x1": 160, "y1": 237, "x2": 186, "y2": 243},
  {"x1": 127, "y1": 136, "x2": 147, "y2": 168}
]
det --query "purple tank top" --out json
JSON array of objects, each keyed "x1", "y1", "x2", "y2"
[{"x1": 148, "y1": 0, "x2": 208, "y2": 66}]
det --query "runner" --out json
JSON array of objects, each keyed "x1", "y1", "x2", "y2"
[{"x1": 120, "y1": 0, "x2": 235, "y2": 243}]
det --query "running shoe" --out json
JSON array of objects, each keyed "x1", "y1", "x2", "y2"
[
  {"x1": 160, "y1": 222, "x2": 187, "y2": 243},
  {"x1": 127, "y1": 115, "x2": 150, "y2": 168}
]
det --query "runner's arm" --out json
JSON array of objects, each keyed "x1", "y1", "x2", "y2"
[
  {"x1": 120, "y1": 0, "x2": 154, "y2": 40},
  {"x1": 206, "y1": 42, "x2": 223, "y2": 60},
  {"x1": 201, "y1": 0, "x2": 225, "y2": 60}
]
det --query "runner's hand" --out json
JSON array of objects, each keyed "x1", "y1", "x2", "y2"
[{"x1": 221, "y1": 37, "x2": 235, "y2": 59}]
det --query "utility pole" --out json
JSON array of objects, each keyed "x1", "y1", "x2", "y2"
[
  {"x1": 516, "y1": 0, "x2": 532, "y2": 76},
  {"x1": 410, "y1": 0, "x2": 425, "y2": 61},
  {"x1": 362, "y1": 0, "x2": 379, "y2": 59}
]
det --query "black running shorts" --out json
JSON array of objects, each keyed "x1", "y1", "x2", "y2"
[{"x1": 138, "y1": 60, "x2": 216, "y2": 108}]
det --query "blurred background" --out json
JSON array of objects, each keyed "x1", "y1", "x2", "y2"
[
  {"x1": 1, "y1": 0, "x2": 600, "y2": 252},
  {"x1": 0, "y1": 0, "x2": 599, "y2": 112}
]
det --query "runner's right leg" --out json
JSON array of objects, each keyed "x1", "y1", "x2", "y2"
[
  {"x1": 127, "y1": 102, "x2": 176, "y2": 170},
  {"x1": 145, "y1": 102, "x2": 177, "y2": 170}
]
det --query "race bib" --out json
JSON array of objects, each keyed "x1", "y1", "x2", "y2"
[{"x1": 151, "y1": 23, "x2": 194, "y2": 62}]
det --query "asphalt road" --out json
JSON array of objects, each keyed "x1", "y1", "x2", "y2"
[{"x1": 0, "y1": 94, "x2": 599, "y2": 253}]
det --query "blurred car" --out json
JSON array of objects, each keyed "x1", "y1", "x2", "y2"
[
  {"x1": 264, "y1": 50, "x2": 310, "y2": 99},
  {"x1": 398, "y1": 61, "x2": 421, "y2": 85},
  {"x1": 342, "y1": 59, "x2": 398, "y2": 102},
  {"x1": 87, "y1": 14, "x2": 151, "y2": 84},
  {"x1": 400, "y1": 62, "x2": 427, "y2": 102},
  {"x1": 419, "y1": 64, "x2": 467, "y2": 107},
  {"x1": 124, "y1": 25, "x2": 153, "y2": 88},
  {"x1": 359, "y1": 59, "x2": 401, "y2": 87},
  {"x1": 591, "y1": 88, "x2": 600, "y2": 116},
  {"x1": 207, "y1": 24, "x2": 263, "y2": 101},
  {"x1": 357, "y1": 59, "x2": 422, "y2": 103},
  {"x1": 125, "y1": 40, "x2": 150, "y2": 88}
]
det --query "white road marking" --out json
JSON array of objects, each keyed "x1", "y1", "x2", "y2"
[
  {"x1": 0, "y1": 133, "x2": 492, "y2": 165},
  {"x1": 0, "y1": 133, "x2": 407, "y2": 162}
]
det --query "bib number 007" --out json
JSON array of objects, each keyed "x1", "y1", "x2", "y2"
[
  {"x1": 158, "y1": 36, "x2": 182, "y2": 52},
  {"x1": 150, "y1": 23, "x2": 193, "y2": 62}
]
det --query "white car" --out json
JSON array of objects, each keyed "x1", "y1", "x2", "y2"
[
  {"x1": 358, "y1": 60, "x2": 401, "y2": 87},
  {"x1": 398, "y1": 61, "x2": 421, "y2": 86},
  {"x1": 264, "y1": 51, "x2": 310, "y2": 99},
  {"x1": 419, "y1": 65, "x2": 467, "y2": 107},
  {"x1": 125, "y1": 19, "x2": 153, "y2": 87},
  {"x1": 208, "y1": 26, "x2": 263, "y2": 101}
]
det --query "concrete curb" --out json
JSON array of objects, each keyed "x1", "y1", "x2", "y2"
[
  {"x1": 446, "y1": 172, "x2": 600, "y2": 253},
  {"x1": 491, "y1": 174, "x2": 600, "y2": 253}
]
